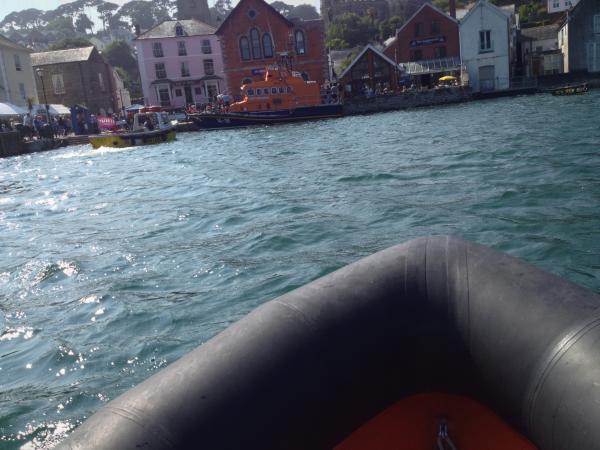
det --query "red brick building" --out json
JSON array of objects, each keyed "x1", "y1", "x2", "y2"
[
  {"x1": 216, "y1": 0, "x2": 328, "y2": 95},
  {"x1": 383, "y1": 3, "x2": 459, "y2": 63}
]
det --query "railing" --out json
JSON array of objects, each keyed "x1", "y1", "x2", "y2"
[{"x1": 399, "y1": 56, "x2": 462, "y2": 74}]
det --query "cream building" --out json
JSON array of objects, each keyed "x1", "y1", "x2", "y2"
[{"x1": 0, "y1": 35, "x2": 38, "y2": 107}]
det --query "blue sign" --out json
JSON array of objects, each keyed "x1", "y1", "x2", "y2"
[
  {"x1": 410, "y1": 36, "x2": 446, "y2": 48},
  {"x1": 251, "y1": 68, "x2": 266, "y2": 76}
]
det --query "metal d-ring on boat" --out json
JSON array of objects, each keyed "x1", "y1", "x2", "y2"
[{"x1": 57, "y1": 236, "x2": 600, "y2": 450}]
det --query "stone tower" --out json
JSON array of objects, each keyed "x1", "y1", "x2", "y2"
[{"x1": 177, "y1": 0, "x2": 212, "y2": 24}]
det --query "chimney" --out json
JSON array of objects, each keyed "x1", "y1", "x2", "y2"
[
  {"x1": 134, "y1": 24, "x2": 141, "y2": 36},
  {"x1": 449, "y1": 0, "x2": 456, "y2": 18}
]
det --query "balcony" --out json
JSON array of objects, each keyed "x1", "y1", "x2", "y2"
[{"x1": 399, "y1": 56, "x2": 462, "y2": 75}]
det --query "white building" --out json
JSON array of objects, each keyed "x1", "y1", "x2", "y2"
[
  {"x1": 548, "y1": 0, "x2": 579, "y2": 14},
  {"x1": 0, "y1": 35, "x2": 38, "y2": 107},
  {"x1": 459, "y1": 0, "x2": 511, "y2": 92}
]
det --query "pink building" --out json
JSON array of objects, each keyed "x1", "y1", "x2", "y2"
[{"x1": 135, "y1": 19, "x2": 227, "y2": 108}]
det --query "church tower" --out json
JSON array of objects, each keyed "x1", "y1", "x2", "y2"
[{"x1": 177, "y1": 0, "x2": 212, "y2": 24}]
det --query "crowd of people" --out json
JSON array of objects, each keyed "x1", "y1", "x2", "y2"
[{"x1": 1, "y1": 113, "x2": 72, "y2": 140}]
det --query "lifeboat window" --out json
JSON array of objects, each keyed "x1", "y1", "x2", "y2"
[
  {"x1": 256, "y1": 88, "x2": 262, "y2": 95},
  {"x1": 271, "y1": 87, "x2": 277, "y2": 94},
  {"x1": 286, "y1": 87, "x2": 292, "y2": 93},
  {"x1": 278, "y1": 87, "x2": 285, "y2": 93},
  {"x1": 247, "y1": 89, "x2": 254, "y2": 95}
]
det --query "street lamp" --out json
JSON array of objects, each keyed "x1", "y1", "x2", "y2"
[{"x1": 35, "y1": 68, "x2": 50, "y2": 124}]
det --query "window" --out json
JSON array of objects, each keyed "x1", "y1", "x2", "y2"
[
  {"x1": 434, "y1": 46, "x2": 446, "y2": 58},
  {"x1": 19, "y1": 82, "x2": 26, "y2": 100},
  {"x1": 202, "y1": 39, "x2": 212, "y2": 54},
  {"x1": 250, "y1": 28, "x2": 262, "y2": 59},
  {"x1": 98, "y1": 72, "x2": 105, "y2": 92},
  {"x1": 178, "y1": 41, "x2": 187, "y2": 56},
  {"x1": 594, "y1": 14, "x2": 600, "y2": 33},
  {"x1": 14, "y1": 54, "x2": 21, "y2": 71},
  {"x1": 203, "y1": 59, "x2": 214, "y2": 75},
  {"x1": 263, "y1": 33, "x2": 273, "y2": 58},
  {"x1": 414, "y1": 22, "x2": 423, "y2": 37},
  {"x1": 278, "y1": 87, "x2": 284, "y2": 93},
  {"x1": 181, "y1": 61, "x2": 190, "y2": 77},
  {"x1": 247, "y1": 88, "x2": 254, "y2": 95},
  {"x1": 553, "y1": 2, "x2": 559, "y2": 7},
  {"x1": 240, "y1": 36, "x2": 251, "y2": 61},
  {"x1": 295, "y1": 30, "x2": 305, "y2": 55},
  {"x1": 271, "y1": 87, "x2": 277, "y2": 94},
  {"x1": 158, "y1": 86, "x2": 170, "y2": 106},
  {"x1": 155, "y1": 62, "x2": 167, "y2": 79},
  {"x1": 175, "y1": 24, "x2": 184, "y2": 36},
  {"x1": 431, "y1": 21, "x2": 440, "y2": 34},
  {"x1": 195, "y1": 87, "x2": 202, "y2": 95},
  {"x1": 52, "y1": 73, "x2": 65, "y2": 94},
  {"x1": 175, "y1": 88, "x2": 182, "y2": 96},
  {"x1": 153, "y1": 42, "x2": 164, "y2": 57},
  {"x1": 256, "y1": 88, "x2": 262, "y2": 94},
  {"x1": 479, "y1": 30, "x2": 492, "y2": 52}
]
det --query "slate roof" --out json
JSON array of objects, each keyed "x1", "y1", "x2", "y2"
[
  {"x1": 136, "y1": 19, "x2": 216, "y2": 39},
  {"x1": 520, "y1": 24, "x2": 559, "y2": 41},
  {"x1": 31, "y1": 46, "x2": 95, "y2": 66}
]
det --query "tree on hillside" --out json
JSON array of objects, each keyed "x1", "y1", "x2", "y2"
[
  {"x1": 115, "y1": 0, "x2": 171, "y2": 29},
  {"x1": 75, "y1": 13, "x2": 94, "y2": 34},
  {"x1": 213, "y1": 0, "x2": 233, "y2": 20},
  {"x1": 0, "y1": 8, "x2": 45, "y2": 30},
  {"x1": 327, "y1": 13, "x2": 379, "y2": 48},
  {"x1": 270, "y1": 1, "x2": 294, "y2": 16},
  {"x1": 379, "y1": 15, "x2": 404, "y2": 40},
  {"x1": 97, "y1": 2, "x2": 119, "y2": 31},
  {"x1": 48, "y1": 37, "x2": 93, "y2": 50},
  {"x1": 289, "y1": 4, "x2": 320, "y2": 20},
  {"x1": 45, "y1": 16, "x2": 77, "y2": 36},
  {"x1": 104, "y1": 41, "x2": 142, "y2": 97}
]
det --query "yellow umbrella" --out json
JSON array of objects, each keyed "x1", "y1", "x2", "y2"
[{"x1": 439, "y1": 75, "x2": 457, "y2": 81}]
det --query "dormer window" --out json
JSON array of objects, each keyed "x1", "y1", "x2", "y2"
[{"x1": 175, "y1": 23, "x2": 185, "y2": 36}]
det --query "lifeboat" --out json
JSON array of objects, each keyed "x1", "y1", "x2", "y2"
[
  {"x1": 57, "y1": 236, "x2": 600, "y2": 450},
  {"x1": 189, "y1": 65, "x2": 343, "y2": 129}
]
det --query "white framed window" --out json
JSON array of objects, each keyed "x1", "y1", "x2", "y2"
[
  {"x1": 203, "y1": 59, "x2": 214, "y2": 75},
  {"x1": 178, "y1": 41, "x2": 187, "y2": 56},
  {"x1": 52, "y1": 73, "x2": 65, "y2": 94},
  {"x1": 479, "y1": 30, "x2": 492, "y2": 52},
  {"x1": 155, "y1": 62, "x2": 167, "y2": 79},
  {"x1": 202, "y1": 39, "x2": 212, "y2": 54},
  {"x1": 181, "y1": 61, "x2": 190, "y2": 77},
  {"x1": 153, "y1": 42, "x2": 164, "y2": 57},
  {"x1": 14, "y1": 54, "x2": 21, "y2": 71}
]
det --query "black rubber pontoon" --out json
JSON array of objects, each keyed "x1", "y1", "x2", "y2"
[{"x1": 58, "y1": 236, "x2": 600, "y2": 450}]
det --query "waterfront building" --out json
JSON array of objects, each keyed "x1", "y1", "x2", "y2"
[
  {"x1": 548, "y1": 0, "x2": 579, "y2": 13},
  {"x1": 338, "y1": 44, "x2": 399, "y2": 96},
  {"x1": 558, "y1": 0, "x2": 600, "y2": 73},
  {"x1": 216, "y1": 0, "x2": 328, "y2": 93},
  {"x1": 520, "y1": 24, "x2": 563, "y2": 76},
  {"x1": 0, "y1": 35, "x2": 39, "y2": 107},
  {"x1": 135, "y1": 19, "x2": 226, "y2": 108},
  {"x1": 31, "y1": 46, "x2": 117, "y2": 115},
  {"x1": 383, "y1": 3, "x2": 461, "y2": 86},
  {"x1": 459, "y1": 0, "x2": 510, "y2": 92}
]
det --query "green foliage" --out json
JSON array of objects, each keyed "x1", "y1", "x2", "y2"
[
  {"x1": 328, "y1": 38, "x2": 349, "y2": 50},
  {"x1": 327, "y1": 13, "x2": 379, "y2": 48},
  {"x1": 379, "y1": 15, "x2": 404, "y2": 40},
  {"x1": 288, "y1": 4, "x2": 320, "y2": 20},
  {"x1": 97, "y1": 2, "x2": 119, "y2": 31},
  {"x1": 48, "y1": 37, "x2": 93, "y2": 50},
  {"x1": 104, "y1": 40, "x2": 142, "y2": 98},
  {"x1": 270, "y1": 1, "x2": 294, "y2": 16},
  {"x1": 45, "y1": 16, "x2": 76, "y2": 36},
  {"x1": 339, "y1": 49, "x2": 360, "y2": 73},
  {"x1": 75, "y1": 13, "x2": 94, "y2": 33}
]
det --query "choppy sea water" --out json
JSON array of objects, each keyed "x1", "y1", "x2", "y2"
[{"x1": 1, "y1": 92, "x2": 599, "y2": 448}]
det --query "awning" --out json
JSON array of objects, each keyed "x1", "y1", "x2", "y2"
[
  {"x1": 399, "y1": 57, "x2": 462, "y2": 75},
  {"x1": 0, "y1": 102, "x2": 27, "y2": 116},
  {"x1": 31, "y1": 104, "x2": 71, "y2": 115}
]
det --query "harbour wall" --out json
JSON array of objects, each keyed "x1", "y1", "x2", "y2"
[{"x1": 342, "y1": 87, "x2": 472, "y2": 116}]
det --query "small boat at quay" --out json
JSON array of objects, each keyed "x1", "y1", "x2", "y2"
[
  {"x1": 89, "y1": 109, "x2": 176, "y2": 149},
  {"x1": 189, "y1": 64, "x2": 343, "y2": 129},
  {"x1": 551, "y1": 83, "x2": 588, "y2": 96}
]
